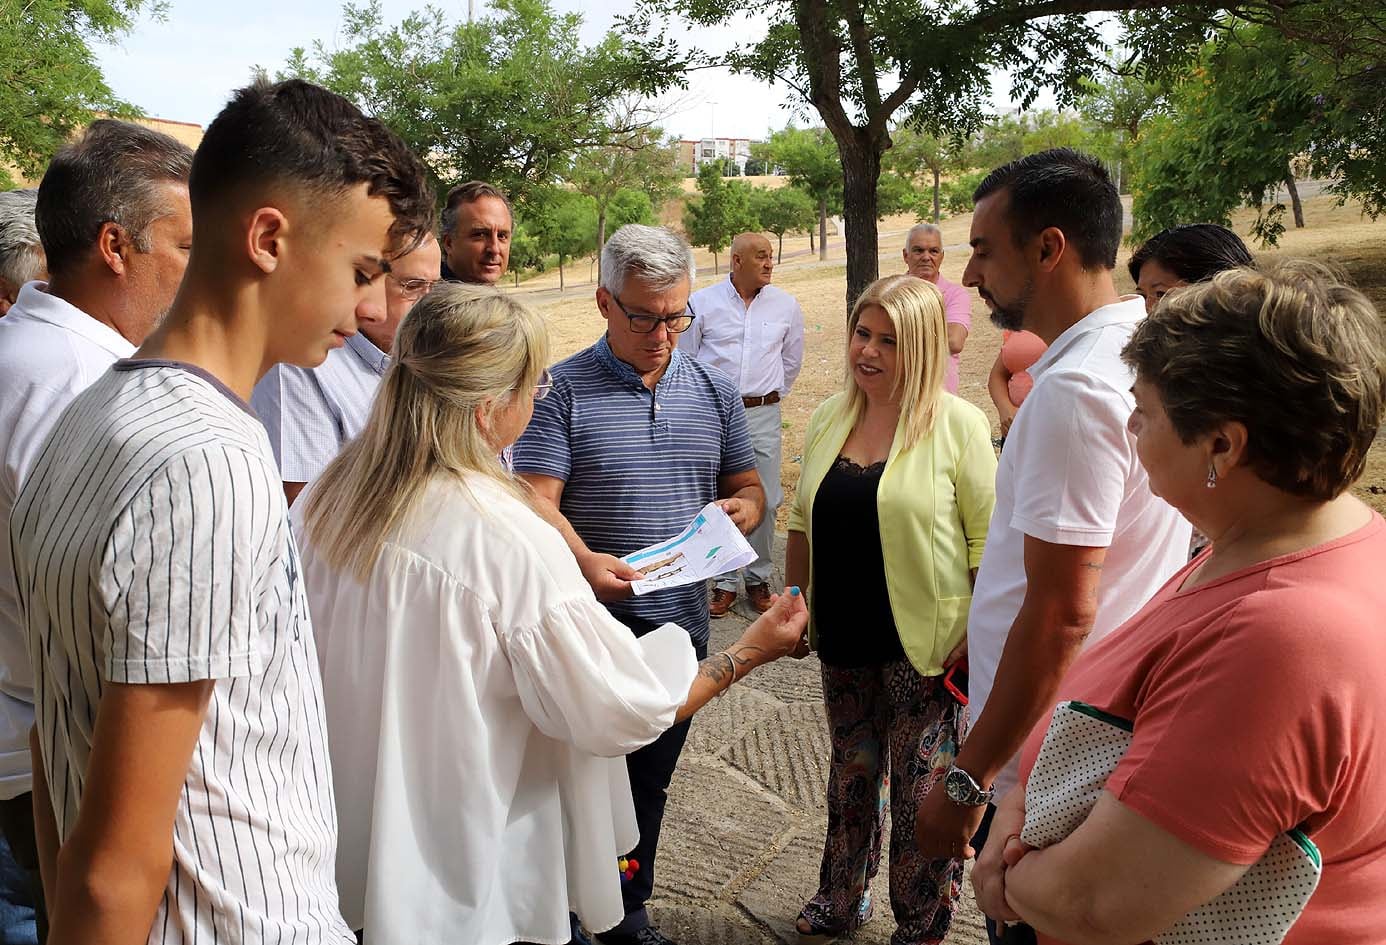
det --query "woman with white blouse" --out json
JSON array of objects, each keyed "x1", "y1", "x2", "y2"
[{"x1": 295, "y1": 283, "x2": 809, "y2": 945}]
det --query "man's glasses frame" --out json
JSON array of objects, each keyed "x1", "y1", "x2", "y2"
[
  {"x1": 534, "y1": 368, "x2": 554, "y2": 401},
  {"x1": 388, "y1": 273, "x2": 441, "y2": 301},
  {"x1": 610, "y1": 293, "x2": 697, "y2": 334}
]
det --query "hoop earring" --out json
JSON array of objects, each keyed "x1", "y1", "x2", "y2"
[{"x1": 1206, "y1": 464, "x2": 1218, "y2": 489}]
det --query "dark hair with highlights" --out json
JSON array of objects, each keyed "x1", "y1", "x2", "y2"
[
  {"x1": 36, "y1": 120, "x2": 194, "y2": 275},
  {"x1": 190, "y1": 78, "x2": 434, "y2": 255},
  {"x1": 1122, "y1": 261, "x2": 1386, "y2": 501},
  {"x1": 1127, "y1": 223, "x2": 1254, "y2": 285},
  {"x1": 973, "y1": 148, "x2": 1122, "y2": 270}
]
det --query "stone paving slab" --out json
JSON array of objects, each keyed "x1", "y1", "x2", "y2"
[
  {"x1": 723, "y1": 702, "x2": 832, "y2": 813},
  {"x1": 646, "y1": 900, "x2": 777, "y2": 945},
  {"x1": 657, "y1": 753, "x2": 797, "y2": 903},
  {"x1": 685, "y1": 684, "x2": 785, "y2": 757}
]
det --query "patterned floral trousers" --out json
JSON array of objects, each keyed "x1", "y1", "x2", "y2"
[{"x1": 799, "y1": 659, "x2": 966, "y2": 945}]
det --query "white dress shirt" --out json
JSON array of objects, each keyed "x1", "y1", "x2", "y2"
[
  {"x1": 295, "y1": 472, "x2": 698, "y2": 945},
  {"x1": 680, "y1": 275, "x2": 805, "y2": 397},
  {"x1": 0, "y1": 282, "x2": 135, "y2": 800},
  {"x1": 966, "y1": 296, "x2": 1192, "y2": 796}
]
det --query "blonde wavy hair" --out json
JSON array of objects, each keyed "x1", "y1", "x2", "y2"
[
  {"x1": 302, "y1": 282, "x2": 550, "y2": 578},
  {"x1": 844, "y1": 274, "x2": 949, "y2": 450}
]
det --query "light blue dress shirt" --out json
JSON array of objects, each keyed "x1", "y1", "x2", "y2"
[{"x1": 252, "y1": 332, "x2": 389, "y2": 483}]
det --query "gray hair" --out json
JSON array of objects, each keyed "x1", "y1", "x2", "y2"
[
  {"x1": 36, "y1": 119, "x2": 193, "y2": 275},
  {"x1": 600, "y1": 224, "x2": 696, "y2": 297},
  {"x1": 0, "y1": 190, "x2": 44, "y2": 288},
  {"x1": 904, "y1": 222, "x2": 942, "y2": 249}
]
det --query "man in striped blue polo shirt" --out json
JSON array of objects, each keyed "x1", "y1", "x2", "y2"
[{"x1": 514, "y1": 224, "x2": 764, "y2": 945}]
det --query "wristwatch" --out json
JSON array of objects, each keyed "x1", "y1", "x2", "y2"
[{"x1": 944, "y1": 764, "x2": 994, "y2": 807}]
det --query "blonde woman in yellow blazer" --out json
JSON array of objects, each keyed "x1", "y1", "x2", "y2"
[{"x1": 786, "y1": 275, "x2": 996, "y2": 944}]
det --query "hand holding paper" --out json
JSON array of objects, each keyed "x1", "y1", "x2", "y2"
[{"x1": 622, "y1": 503, "x2": 757, "y2": 596}]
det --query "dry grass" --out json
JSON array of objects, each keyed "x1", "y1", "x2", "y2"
[{"x1": 517, "y1": 193, "x2": 1386, "y2": 521}]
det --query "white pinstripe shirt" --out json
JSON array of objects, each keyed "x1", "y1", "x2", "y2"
[{"x1": 10, "y1": 360, "x2": 352, "y2": 944}]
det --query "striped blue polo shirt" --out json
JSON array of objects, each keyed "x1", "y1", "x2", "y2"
[{"x1": 513, "y1": 336, "x2": 756, "y2": 644}]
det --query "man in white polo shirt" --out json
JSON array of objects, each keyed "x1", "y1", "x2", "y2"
[
  {"x1": 914, "y1": 151, "x2": 1190, "y2": 918},
  {"x1": 253, "y1": 233, "x2": 442, "y2": 504},
  {"x1": 679, "y1": 231, "x2": 804, "y2": 616},
  {"x1": 0, "y1": 120, "x2": 193, "y2": 939}
]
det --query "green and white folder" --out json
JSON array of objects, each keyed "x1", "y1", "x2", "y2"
[{"x1": 1022, "y1": 700, "x2": 1321, "y2": 945}]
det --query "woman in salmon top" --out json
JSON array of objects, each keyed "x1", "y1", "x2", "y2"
[{"x1": 972, "y1": 262, "x2": 1386, "y2": 945}]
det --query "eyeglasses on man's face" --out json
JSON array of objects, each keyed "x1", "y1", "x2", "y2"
[
  {"x1": 610, "y1": 293, "x2": 696, "y2": 334},
  {"x1": 389, "y1": 274, "x2": 441, "y2": 301}
]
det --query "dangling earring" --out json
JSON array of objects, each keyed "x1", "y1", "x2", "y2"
[{"x1": 1206, "y1": 463, "x2": 1218, "y2": 489}]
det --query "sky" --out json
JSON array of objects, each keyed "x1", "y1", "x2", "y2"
[{"x1": 93, "y1": 0, "x2": 1050, "y2": 141}]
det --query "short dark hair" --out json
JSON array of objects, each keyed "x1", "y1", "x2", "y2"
[
  {"x1": 1122, "y1": 261, "x2": 1386, "y2": 501},
  {"x1": 35, "y1": 119, "x2": 194, "y2": 275},
  {"x1": 973, "y1": 148, "x2": 1122, "y2": 270},
  {"x1": 190, "y1": 78, "x2": 434, "y2": 255},
  {"x1": 1127, "y1": 223, "x2": 1254, "y2": 285},
  {"x1": 440, "y1": 181, "x2": 511, "y2": 238}
]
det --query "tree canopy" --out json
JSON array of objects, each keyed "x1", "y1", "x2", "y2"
[
  {"x1": 754, "y1": 126, "x2": 841, "y2": 260},
  {"x1": 625, "y1": 0, "x2": 1386, "y2": 312},
  {"x1": 0, "y1": 0, "x2": 151, "y2": 187},
  {"x1": 283, "y1": 0, "x2": 682, "y2": 208},
  {"x1": 683, "y1": 161, "x2": 756, "y2": 274}
]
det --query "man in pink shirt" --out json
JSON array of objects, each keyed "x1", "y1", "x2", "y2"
[{"x1": 903, "y1": 223, "x2": 972, "y2": 392}]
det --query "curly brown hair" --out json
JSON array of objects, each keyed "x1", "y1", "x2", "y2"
[{"x1": 1122, "y1": 260, "x2": 1386, "y2": 500}]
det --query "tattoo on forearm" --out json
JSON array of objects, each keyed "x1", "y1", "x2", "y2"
[
  {"x1": 696, "y1": 656, "x2": 733, "y2": 687},
  {"x1": 1081, "y1": 561, "x2": 1104, "y2": 572},
  {"x1": 695, "y1": 646, "x2": 764, "y2": 690}
]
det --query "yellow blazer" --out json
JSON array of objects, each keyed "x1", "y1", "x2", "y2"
[{"x1": 788, "y1": 391, "x2": 997, "y2": 676}]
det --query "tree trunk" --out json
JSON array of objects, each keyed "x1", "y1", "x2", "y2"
[
  {"x1": 596, "y1": 208, "x2": 608, "y2": 283},
  {"x1": 1285, "y1": 168, "x2": 1305, "y2": 229},
  {"x1": 777, "y1": 232, "x2": 784, "y2": 263},
  {"x1": 817, "y1": 197, "x2": 828, "y2": 261},
  {"x1": 839, "y1": 136, "x2": 882, "y2": 313},
  {"x1": 559, "y1": 255, "x2": 565, "y2": 291},
  {"x1": 932, "y1": 167, "x2": 941, "y2": 223},
  {"x1": 808, "y1": 228, "x2": 815, "y2": 255},
  {"x1": 712, "y1": 252, "x2": 719, "y2": 275}
]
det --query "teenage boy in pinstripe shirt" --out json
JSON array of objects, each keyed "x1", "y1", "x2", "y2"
[{"x1": 10, "y1": 79, "x2": 433, "y2": 945}]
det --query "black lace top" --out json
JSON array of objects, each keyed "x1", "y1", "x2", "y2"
[{"x1": 810, "y1": 455, "x2": 905, "y2": 667}]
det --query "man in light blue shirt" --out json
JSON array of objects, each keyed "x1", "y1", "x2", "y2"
[{"x1": 253, "y1": 233, "x2": 441, "y2": 503}]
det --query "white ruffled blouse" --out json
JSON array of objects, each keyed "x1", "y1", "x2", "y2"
[{"x1": 295, "y1": 473, "x2": 697, "y2": 945}]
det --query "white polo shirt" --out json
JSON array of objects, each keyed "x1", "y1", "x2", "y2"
[
  {"x1": 966, "y1": 296, "x2": 1192, "y2": 796},
  {"x1": 679, "y1": 276, "x2": 805, "y2": 398},
  {"x1": 0, "y1": 281, "x2": 135, "y2": 800}
]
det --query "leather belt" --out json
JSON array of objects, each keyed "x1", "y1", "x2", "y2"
[{"x1": 742, "y1": 392, "x2": 781, "y2": 408}]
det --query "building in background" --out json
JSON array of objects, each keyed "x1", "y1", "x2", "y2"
[{"x1": 678, "y1": 137, "x2": 760, "y2": 175}]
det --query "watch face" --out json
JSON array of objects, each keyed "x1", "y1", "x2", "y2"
[{"x1": 944, "y1": 769, "x2": 970, "y2": 804}]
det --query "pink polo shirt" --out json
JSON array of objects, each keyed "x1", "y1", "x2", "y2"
[{"x1": 934, "y1": 275, "x2": 972, "y2": 393}]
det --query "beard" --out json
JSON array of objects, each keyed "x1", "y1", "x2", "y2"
[{"x1": 985, "y1": 278, "x2": 1034, "y2": 331}]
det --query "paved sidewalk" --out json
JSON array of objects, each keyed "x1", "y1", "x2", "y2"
[{"x1": 641, "y1": 538, "x2": 989, "y2": 945}]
